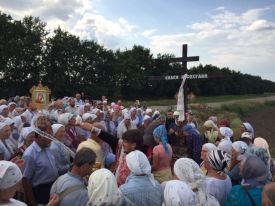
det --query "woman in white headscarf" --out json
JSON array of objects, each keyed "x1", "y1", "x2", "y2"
[
  {"x1": 0, "y1": 122, "x2": 13, "y2": 160},
  {"x1": 87, "y1": 168, "x2": 123, "y2": 206},
  {"x1": 117, "y1": 113, "x2": 137, "y2": 139},
  {"x1": 240, "y1": 122, "x2": 254, "y2": 139},
  {"x1": 226, "y1": 141, "x2": 248, "y2": 186},
  {"x1": 17, "y1": 127, "x2": 35, "y2": 155},
  {"x1": 200, "y1": 143, "x2": 216, "y2": 174},
  {"x1": 174, "y1": 158, "x2": 219, "y2": 206},
  {"x1": 162, "y1": 180, "x2": 196, "y2": 206},
  {"x1": 119, "y1": 150, "x2": 163, "y2": 206},
  {"x1": 0, "y1": 160, "x2": 26, "y2": 205},
  {"x1": 49, "y1": 124, "x2": 71, "y2": 175},
  {"x1": 217, "y1": 127, "x2": 233, "y2": 157},
  {"x1": 254, "y1": 137, "x2": 272, "y2": 166},
  {"x1": 58, "y1": 113, "x2": 78, "y2": 150},
  {"x1": 203, "y1": 120, "x2": 218, "y2": 143},
  {"x1": 0, "y1": 160, "x2": 59, "y2": 206}
]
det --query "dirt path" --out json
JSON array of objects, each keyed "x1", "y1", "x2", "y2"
[{"x1": 151, "y1": 95, "x2": 275, "y2": 111}]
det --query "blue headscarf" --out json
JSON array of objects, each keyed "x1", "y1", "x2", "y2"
[{"x1": 153, "y1": 125, "x2": 170, "y2": 154}]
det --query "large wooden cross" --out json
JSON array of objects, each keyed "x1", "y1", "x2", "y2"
[{"x1": 170, "y1": 44, "x2": 199, "y2": 112}]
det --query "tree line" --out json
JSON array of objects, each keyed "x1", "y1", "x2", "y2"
[{"x1": 1, "y1": 12, "x2": 275, "y2": 100}]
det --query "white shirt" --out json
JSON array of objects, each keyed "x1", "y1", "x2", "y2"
[{"x1": 205, "y1": 175, "x2": 232, "y2": 205}]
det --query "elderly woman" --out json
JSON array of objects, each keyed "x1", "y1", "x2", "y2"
[
  {"x1": 58, "y1": 113, "x2": 78, "y2": 150},
  {"x1": 246, "y1": 146, "x2": 273, "y2": 182},
  {"x1": 240, "y1": 122, "x2": 254, "y2": 139},
  {"x1": 225, "y1": 155, "x2": 269, "y2": 206},
  {"x1": 200, "y1": 143, "x2": 216, "y2": 174},
  {"x1": 0, "y1": 160, "x2": 27, "y2": 205},
  {"x1": 17, "y1": 127, "x2": 35, "y2": 155},
  {"x1": 50, "y1": 124, "x2": 71, "y2": 175},
  {"x1": 152, "y1": 125, "x2": 173, "y2": 183},
  {"x1": 119, "y1": 150, "x2": 163, "y2": 206},
  {"x1": 174, "y1": 158, "x2": 219, "y2": 205},
  {"x1": 254, "y1": 137, "x2": 273, "y2": 173},
  {"x1": 0, "y1": 122, "x2": 13, "y2": 160},
  {"x1": 163, "y1": 180, "x2": 196, "y2": 206},
  {"x1": 217, "y1": 127, "x2": 233, "y2": 157},
  {"x1": 227, "y1": 141, "x2": 248, "y2": 186},
  {"x1": 0, "y1": 160, "x2": 59, "y2": 206},
  {"x1": 87, "y1": 168, "x2": 124, "y2": 206},
  {"x1": 203, "y1": 120, "x2": 218, "y2": 143},
  {"x1": 204, "y1": 149, "x2": 232, "y2": 205}
]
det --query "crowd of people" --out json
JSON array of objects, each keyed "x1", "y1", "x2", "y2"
[{"x1": 0, "y1": 93, "x2": 275, "y2": 206}]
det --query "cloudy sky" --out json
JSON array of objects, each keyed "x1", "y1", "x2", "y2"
[{"x1": 1, "y1": 0, "x2": 275, "y2": 81}]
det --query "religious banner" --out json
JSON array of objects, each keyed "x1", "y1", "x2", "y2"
[
  {"x1": 30, "y1": 81, "x2": 51, "y2": 110},
  {"x1": 177, "y1": 74, "x2": 187, "y2": 121}
]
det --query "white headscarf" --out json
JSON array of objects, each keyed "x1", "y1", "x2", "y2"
[
  {"x1": 242, "y1": 122, "x2": 254, "y2": 138},
  {"x1": 51, "y1": 124, "x2": 64, "y2": 136},
  {"x1": 58, "y1": 113, "x2": 74, "y2": 126},
  {"x1": 217, "y1": 139, "x2": 232, "y2": 156},
  {"x1": 82, "y1": 113, "x2": 97, "y2": 122},
  {"x1": 0, "y1": 105, "x2": 8, "y2": 114},
  {"x1": 2, "y1": 117, "x2": 14, "y2": 126},
  {"x1": 232, "y1": 141, "x2": 248, "y2": 154},
  {"x1": 202, "y1": 143, "x2": 216, "y2": 152},
  {"x1": 87, "y1": 168, "x2": 122, "y2": 206},
  {"x1": 163, "y1": 180, "x2": 196, "y2": 206},
  {"x1": 174, "y1": 158, "x2": 208, "y2": 205},
  {"x1": 126, "y1": 150, "x2": 156, "y2": 186},
  {"x1": 18, "y1": 127, "x2": 34, "y2": 148},
  {"x1": 219, "y1": 127, "x2": 233, "y2": 139},
  {"x1": 0, "y1": 160, "x2": 22, "y2": 189},
  {"x1": 0, "y1": 122, "x2": 9, "y2": 131}
]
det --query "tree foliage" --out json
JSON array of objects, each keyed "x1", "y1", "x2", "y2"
[{"x1": 1, "y1": 12, "x2": 275, "y2": 99}]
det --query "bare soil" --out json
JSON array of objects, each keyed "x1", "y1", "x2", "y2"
[{"x1": 244, "y1": 107, "x2": 275, "y2": 148}]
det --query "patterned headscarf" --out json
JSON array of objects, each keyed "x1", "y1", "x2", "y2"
[
  {"x1": 0, "y1": 160, "x2": 22, "y2": 189},
  {"x1": 207, "y1": 149, "x2": 229, "y2": 171},
  {"x1": 174, "y1": 158, "x2": 207, "y2": 205},
  {"x1": 254, "y1": 137, "x2": 271, "y2": 160},
  {"x1": 153, "y1": 125, "x2": 170, "y2": 154},
  {"x1": 232, "y1": 141, "x2": 248, "y2": 154},
  {"x1": 163, "y1": 180, "x2": 196, "y2": 206},
  {"x1": 87, "y1": 168, "x2": 122, "y2": 206}
]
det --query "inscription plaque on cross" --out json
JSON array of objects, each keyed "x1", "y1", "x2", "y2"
[{"x1": 169, "y1": 44, "x2": 199, "y2": 112}]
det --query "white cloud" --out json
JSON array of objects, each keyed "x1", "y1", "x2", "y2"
[
  {"x1": 146, "y1": 7, "x2": 275, "y2": 81},
  {"x1": 72, "y1": 13, "x2": 137, "y2": 49},
  {"x1": 142, "y1": 29, "x2": 157, "y2": 37}
]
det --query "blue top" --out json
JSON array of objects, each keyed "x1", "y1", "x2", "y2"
[
  {"x1": 49, "y1": 140, "x2": 71, "y2": 175},
  {"x1": 227, "y1": 163, "x2": 243, "y2": 186},
  {"x1": 22, "y1": 141, "x2": 58, "y2": 187},
  {"x1": 224, "y1": 185, "x2": 263, "y2": 206},
  {"x1": 50, "y1": 172, "x2": 88, "y2": 206},
  {"x1": 120, "y1": 174, "x2": 163, "y2": 206}
]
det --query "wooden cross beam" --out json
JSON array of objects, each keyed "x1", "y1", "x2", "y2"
[{"x1": 170, "y1": 44, "x2": 199, "y2": 73}]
